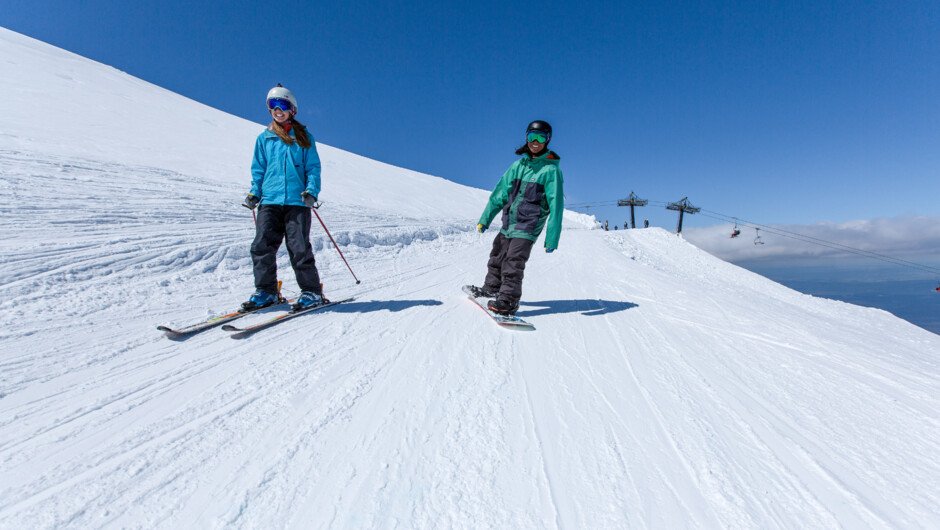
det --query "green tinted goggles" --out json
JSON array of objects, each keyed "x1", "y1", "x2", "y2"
[{"x1": 526, "y1": 131, "x2": 550, "y2": 143}]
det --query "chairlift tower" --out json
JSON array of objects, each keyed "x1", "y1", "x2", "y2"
[
  {"x1": 617, "y1": 191, "x2": 648, "y2": 228},
  {"x1": 666, "y1": 197, "x2": 700, "y2": 234}
]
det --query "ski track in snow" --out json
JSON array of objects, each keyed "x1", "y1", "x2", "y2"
[{"x1": 2, "y1": 34, "x2": 940, "y2": 526}]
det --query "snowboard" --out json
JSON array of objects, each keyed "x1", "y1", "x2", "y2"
[{"x1": 461, "y1": 285, "x2": 534, "y2": 330}]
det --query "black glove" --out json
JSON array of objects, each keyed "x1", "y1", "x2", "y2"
[
  {"x1": 243, "y1": 194, "x2": 259, "y2": 210},
  {"x1": 301, "y1": 191, "x2": 318, "y2": 208}
]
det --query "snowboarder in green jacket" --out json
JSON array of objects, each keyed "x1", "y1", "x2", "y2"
[{"x1": 469, "y1": 120, "x2": 564, "y2": 315}]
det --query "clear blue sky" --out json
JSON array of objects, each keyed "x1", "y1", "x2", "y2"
[{"x1": 3, "y1": 0, "x2": 938, "y2": 229}]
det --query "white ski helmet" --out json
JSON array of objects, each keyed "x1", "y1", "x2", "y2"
[{"x1": 266, "y1": 84, "x2": 298, "y2": 113}]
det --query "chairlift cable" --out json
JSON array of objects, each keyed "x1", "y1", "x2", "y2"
[{"x1": 697, "y1": 210, "x2": 940, "y2": 275}]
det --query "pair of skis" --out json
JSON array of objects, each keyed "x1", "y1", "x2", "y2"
[
  {"x1": 223, "y1": 297, "x2": 353, "y2": 338},
  {"x1": 157, "y1": 296, "x2": 352, "y2": 339}
]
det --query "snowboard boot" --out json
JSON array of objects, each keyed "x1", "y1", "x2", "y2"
[
  {"x1": 487, "y1": 298, "x2": 519, "y2": 315},
  {"x1": 241, "y1": 290, "x2": 280, "y2": 312},
  {"x1": 291, "y1": 290, "x2": 325, "y2": 311},
  {"x1": 467, "y1": 285, "x2": 498, "y2": 298}
]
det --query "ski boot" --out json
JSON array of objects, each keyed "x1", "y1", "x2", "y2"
[
  {"x1": 241, "y1": 290, "x2": 281, "y2": 312},
  {"x1": 291, "y1": 290, "x2": 326, "y2": 311},
  {"x1": 487, "y1": 298, "x2": 519, "y2": 315}
]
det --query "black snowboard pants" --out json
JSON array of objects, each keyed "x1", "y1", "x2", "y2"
[
  {"x1": 483, "y1": 233, "x2": 535, "y2": 304},
  {"x1": 251, "y1": 204, "x2": 321, "y2": 295}
]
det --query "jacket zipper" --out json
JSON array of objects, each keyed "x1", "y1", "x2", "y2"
[{"x1": 284, "y1": 149, "x2": 290, "y2": 204}]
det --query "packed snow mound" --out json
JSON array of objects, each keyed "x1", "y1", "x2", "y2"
[
  {"x1": 0, "y1": 27, "x2": 487, "y2": 221},
  {"x1": 558, "y1": 208, "x2": 598, "y2": 229},
  {"x1": 1, "y1": 26, "x2": 939, "y2": 529}
]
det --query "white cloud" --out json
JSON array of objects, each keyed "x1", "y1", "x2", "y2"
[{"x1": 683, "y1": 215, "x2": 940, "y2": 264}]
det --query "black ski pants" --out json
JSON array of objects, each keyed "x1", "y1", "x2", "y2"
[
  {"x1": 251, "y1": 204, "x2": 321, "y2": 295},
  {"x1": 483, "y1": 233, "x2": 535, "y2": 304}
]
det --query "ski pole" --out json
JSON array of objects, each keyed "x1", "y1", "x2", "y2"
[{"x1": 311, "y1": 206, "x2": 361, "y2": 284}]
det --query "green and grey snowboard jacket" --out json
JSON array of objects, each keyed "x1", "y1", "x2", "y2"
[{"x1": 478, "y1": 150, "x2": 564, "y2": 249}]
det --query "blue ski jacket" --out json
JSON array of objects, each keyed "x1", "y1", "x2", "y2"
[{"x1": 249, "y1": 127, "x2": 321, "y2": 206}]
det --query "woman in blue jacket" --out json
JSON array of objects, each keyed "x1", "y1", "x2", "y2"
[{"x1": 241, "y1": 85, "x2": 325, "y2": 311}]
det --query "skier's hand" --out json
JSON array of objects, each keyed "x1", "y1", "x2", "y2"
[
  {"x1": 545, "y1": 248, "x2": 555, "y2": 253},
  {"x1": 301, "y1": 191, "x2": 318, "y2": 208},
  {"x1": 477, "y1": 224, "x2": 486, "y2": 233},
  {"x1": 243, "y1": 194, "x2": 259, "y2": 210}
]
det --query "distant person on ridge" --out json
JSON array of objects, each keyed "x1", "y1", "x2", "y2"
[
  {"x1": 241, "y1": 84, "x2": 325, "y2": 312},
  {"x1": 467, "y1": 120, "x2": 564, "y2": 315}
]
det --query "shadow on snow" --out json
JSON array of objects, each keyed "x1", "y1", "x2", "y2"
[
  {"x1": 329, "y1": 299, "x2": 443, "y2": 313},
  {"x1": 516, "y1": 299, "x2": 638, "y2": 317}
]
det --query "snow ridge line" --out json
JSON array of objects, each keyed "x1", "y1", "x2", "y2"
[{"x1": 311, "y1": 224, "x2": 475, "y2": 252}]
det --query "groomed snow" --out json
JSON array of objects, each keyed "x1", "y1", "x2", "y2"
[{"x1": 1, "y1": 27, "x2": 939, "y2": 529}]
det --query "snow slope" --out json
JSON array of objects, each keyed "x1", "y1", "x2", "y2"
[{"x1": 2, "y1": 27, "x2": 939, "y2": 529}]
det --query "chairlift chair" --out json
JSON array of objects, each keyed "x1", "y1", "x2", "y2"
[
  {"x1": 731, "y1": 219, "x2": 741, "y2": 238},
  {"x1": 754, "y1": 228, "x2": 764, "y2": 245}
]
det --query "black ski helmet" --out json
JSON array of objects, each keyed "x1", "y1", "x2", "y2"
[
  {"x1": 526, "y1": 120, "x2": 552, "y2": 146},
  {"x1": 526, "y1": 120, "x2": 552, "y2": 135}
]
